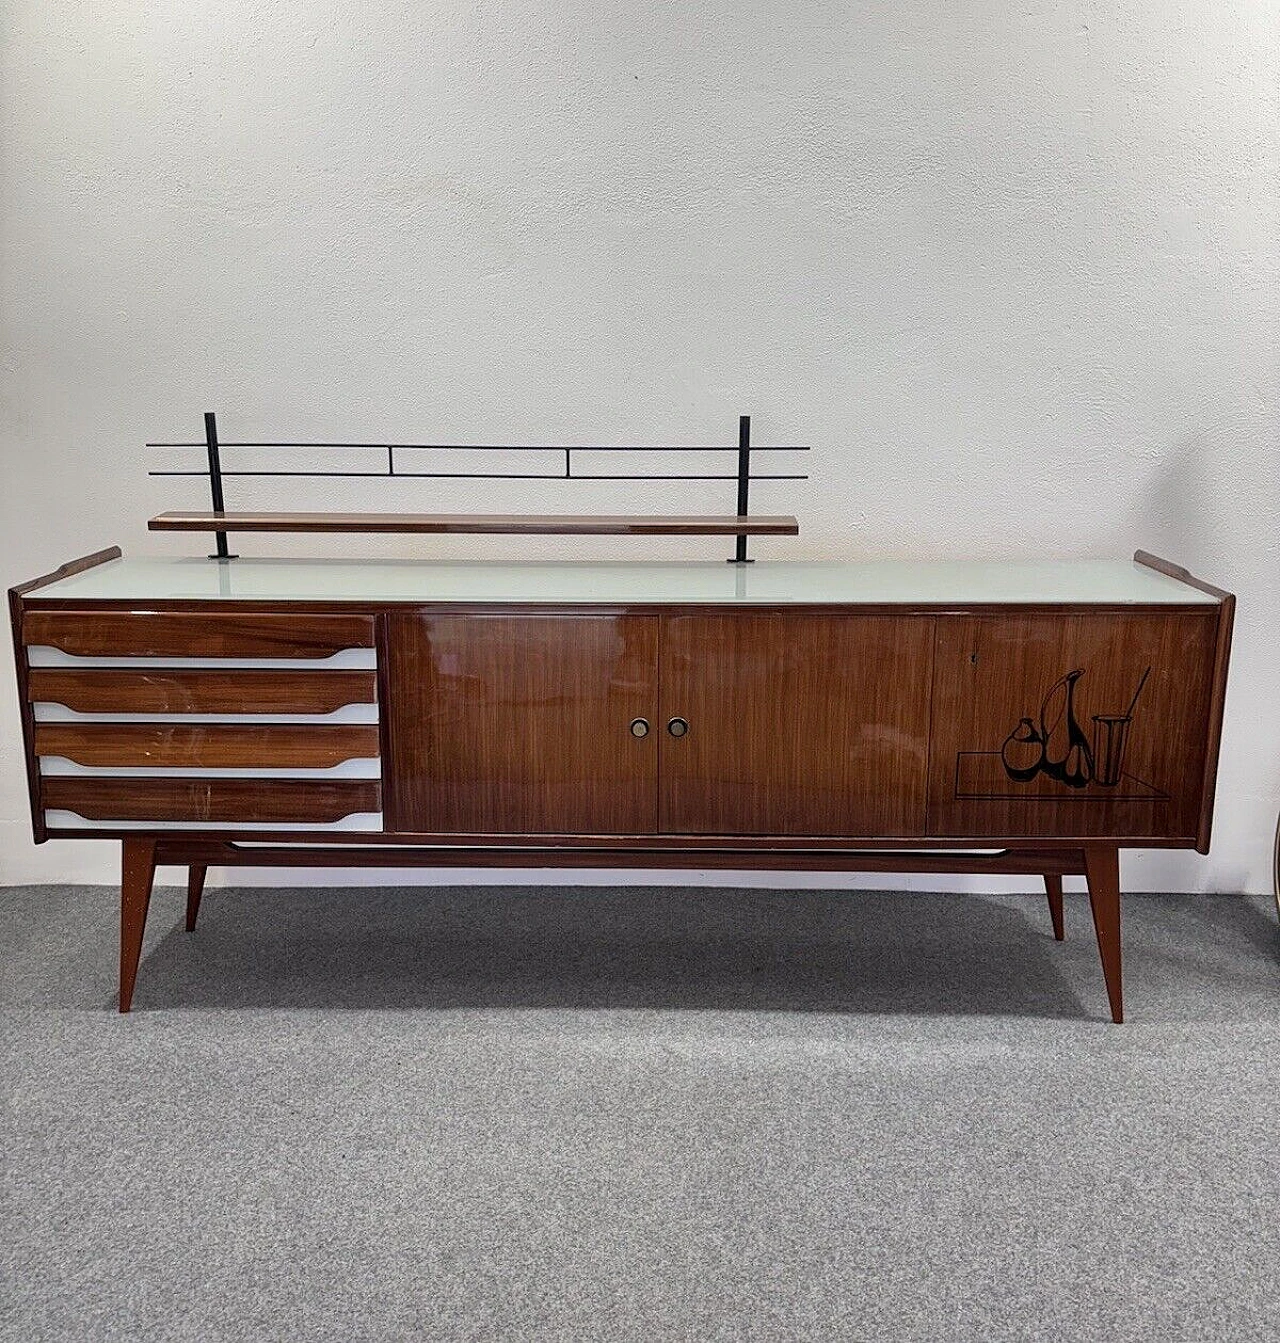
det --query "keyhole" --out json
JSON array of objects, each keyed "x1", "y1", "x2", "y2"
[{"x1": 970, "y1": 653, "x2": 980, "y2": 665}]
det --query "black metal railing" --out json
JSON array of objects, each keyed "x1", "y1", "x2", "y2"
[{"x1": 147, "y1": 412, "x2": 809, "y2": 562}]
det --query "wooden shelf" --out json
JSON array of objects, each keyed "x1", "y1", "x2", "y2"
[{"x1": 148, "y1": 511, "x2": 800, "y2": 537}]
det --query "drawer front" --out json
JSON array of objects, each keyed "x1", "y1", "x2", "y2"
[
  {"x1": 41, "y1": 777, "x2": 380, "y2": 824},
  {"x1": 25, "y1": 609, "x2": 384, "y2": 833},
  {"x1": 26, "y1": 668, "x2": 377, "y2": 715},
  {"x1": 23, "y1": 611, "x2": 374, "y2": 658},
  {"x1": 33, "y1": 723, "x2": 380, "y2": 769}
]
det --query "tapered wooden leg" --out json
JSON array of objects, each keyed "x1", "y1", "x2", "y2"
[
  {"x1": 1082, "y1": 845, "x2": 1123, "y2": 1024},
  {"x1": 185, "y1": 865, "x2": 207, "y2": 932},
  {"x1": 119, "y1": 838, "x2": 158, "y2": 1014},
  {"x1": 1044, "y1": 874, "x2": 1065, "y2": 941}
]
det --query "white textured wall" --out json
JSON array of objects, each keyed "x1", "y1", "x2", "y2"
[{"x1": 2, "y1": 2, "x2": 1276, "y2": 892}]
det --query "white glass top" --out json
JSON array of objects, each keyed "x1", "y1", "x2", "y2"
[{"x1": 28, "y1": 556, "x2": 1218, "y2": 605}]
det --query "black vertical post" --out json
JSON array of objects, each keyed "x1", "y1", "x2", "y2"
[
  {"x1": 730, "y1": 413, "x2": 752, "y2": 563},
  {"x1": 204, "y1": 411, "x2": 236, "y2": 561}
]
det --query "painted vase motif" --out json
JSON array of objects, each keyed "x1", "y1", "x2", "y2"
[
  {"x1": 997, "y1": 665, "x2": 1151, "y2": 791},
  {"x1": 1000, "y1": 668, "x2": 1095, "y2": 789}
]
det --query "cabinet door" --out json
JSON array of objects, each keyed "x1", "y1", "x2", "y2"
[
  {"x1": 927, "y1": 612, "x2": 1218, "y2": 841},
  {"x1": 659, "y1": 614, "x2": 933, "y2": 836},
  {"x1": 385, "y1": 614, "x2": 658, "y2": 835}
]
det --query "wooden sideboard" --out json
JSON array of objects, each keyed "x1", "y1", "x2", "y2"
[{"x1": 9, "y1": 549, "x2": 1234, "y2": 1021}]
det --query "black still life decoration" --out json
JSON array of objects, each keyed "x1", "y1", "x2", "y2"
[{"x1": 1000, "y1": 666, "x2": 1151, "y2": 790}]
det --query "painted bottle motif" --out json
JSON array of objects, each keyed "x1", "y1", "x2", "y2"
[
  {"x1": 1038, "y1": 669, "x2": 1094, "y2": 788},
  {"x1": 997, "y1": 664, "x2": 1150, "y2": 791}
]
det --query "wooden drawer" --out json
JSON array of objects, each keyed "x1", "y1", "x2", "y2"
[
  {"x1": 22, "y1": 611, "x2": 383, "y2": 833},
  {"x1": 26, "y1": 668, "x2": 377, "y2": 715},
  {"x1": 22, "y1": 611, "x2": 374, "y2": 658},
  {"x1": 34, "y1": 723, "x2": 380, "y2": 769},
  {"x1": 42, "y1": 777, "x2": 380, "y2": 824}
]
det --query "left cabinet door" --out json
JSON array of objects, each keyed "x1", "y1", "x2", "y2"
[{"x1": 384, "y1": 614, "x2": 659, "y2": 835}]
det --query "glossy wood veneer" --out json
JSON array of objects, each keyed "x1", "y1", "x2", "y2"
[
  {"x1": 22, "y1": 611, "x2": 374, "y2": 658},
  {"x1": 42, "y1": 776, "x2": 380, "y2": 823},
  {"x1": 149, "y1": 511, "x2": 800, "y2": 536},
  {"x1": 1133, "y1": 550, "x2": 1232, "y2": 601},
  {"x1": 34, "y1": 723, "x2": 380, "y2": 768},
  {"x1": 38, "y1": 825, "x2": 1208, "y2": 849},
  {"x1": 1134, "y1": 549, "x2": 1236, "y2": 851},
  {"x1": 26, "y1": 668, "x2": 377, "y2": 715},
  {"x1": 660, "y1": 613, "x2": 934, "y2": 836},
  {"x1": 10, "y1": 547, "x2": 124, "y2": 599},
  {"x1": 926, "y1": 611, "x2": 1218, "y2": 842},
  {"x1": 10, "y1": 548, "x2": 125, "y2": 844},
  {"x1": 10, "y1": 547, "x2": 1235, "y2": 1025},
  {"x1": 118, "y1": 837, "x2": 156, "y2": 1013},
  {"x1": 159, "y1": 840, "x2": 1091, "y2": 875},
  {"x1": 385, "y1": 613, "x2": 659, "y2": 834}
]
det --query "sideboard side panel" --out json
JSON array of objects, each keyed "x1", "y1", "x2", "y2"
[
  {"x1": 384, "y1": 613, "x2": 660, "y2": 835},
  {"x1": 927, "y1": 611, "x2": 1218, "y2": 841},
  {"x1": 1195, "y1": 594, "x2": 1235, "y2": 853},
  {"x1": 9, "y1": 587, "x2": 44, "y2": 841}
]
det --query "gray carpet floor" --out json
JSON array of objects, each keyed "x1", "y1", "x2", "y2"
[{"x1": 2, "y1": 882, "x2": 1279, "y2": 1342}]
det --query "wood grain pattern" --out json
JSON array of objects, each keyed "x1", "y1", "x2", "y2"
[
  {"x1": 1083, "y1": 845, "x2": 1123, "y2": 1023},
  {"x1": 1132, "y1": 550, "x2": 1232, "y2": 602},
  {"x1": 3, "y1": 548, "x2": 121, "y2": 845},
  {"x1": 374, "y1": 614, "x2": 397, "y2": 826},
  {"x1": 1044, "y1": 873, "x2": 1065, "y2": 941},
  {"x1": 46, "y1": 825, "x2": 1139, "y2": 853},
  {"x1": 26, "y1": 668, "x2": 377, "y2": 714},
  {"x1": 34, "y1": 723, "x2": 379, "y2": 768},
  {"x1": 10, "y1": 546, "x2": 123, "y2": 597},
  {"x1": 1196, "y1": 593, "x2": 1236, "y2": 853},
  {"x1": 186, "y1": 865, "x2": 206, "y2": 932},
  {"x1": 8, "y1": 548, "x2": 1233, "y2": 1025},
  {"x1": 118, "y1": 837, "x2": 156, "y2": 1013},
  {"x1": 9, "y1": 587, "x2": 44, "y2": 842},
  {"x1": 156, "y1": 839, "x2": 1091, "y2": 875},
  {"x1": 149, "y1": 511, "x2": 800, "y2": 537},
  {"x1": 659, "y1": 613, "x2": 934, "y2": 836},
  {"x1": 43, "y1": 777, "x2": 379, "y2": 823},
  {"x1": 385, "y1": 614, "x2": 659, "y2": 834},
  {"x1": 927, "y1": 612, "x2": 1218, "y2": 841},
  {"x1": 22, "y1": 611, "x2": 374, "y2": 658}
]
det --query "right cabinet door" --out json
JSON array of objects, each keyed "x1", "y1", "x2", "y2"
[
  {"x1": 927, "y1": 612, "x2": 1218, "y2": 841},
  {"x1": 659, "y1": 613, "x2": 934, "y2": 836}
]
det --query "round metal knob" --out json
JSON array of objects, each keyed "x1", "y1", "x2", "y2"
[
  {"x1": 629, "y1": 717, "x2": 650, "y2": 738},
  {"x1": 667, "y1": 716, "x2": 689, "y2": 738}
]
